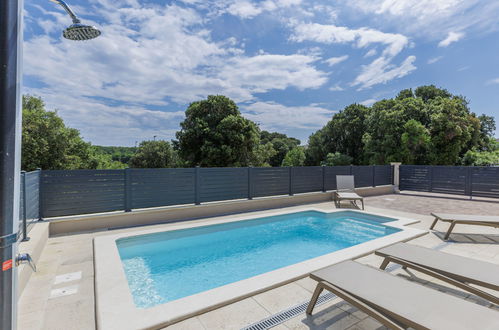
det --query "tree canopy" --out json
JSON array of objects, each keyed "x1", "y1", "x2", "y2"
[
  {"x1": 260, "y1": 130, "x2": 300, "y2": 167},
  {"x1": 22, "y1": 95, "x2": 124, "y2": 171},
  {"x1": 129, "y1": 140, "x2": 179, "y2": 168},
  {"x1": 175, "y1": 95, "x2": 264, "y2": 167},
  {"x1": 306, "y1": 85, "x2": 495, "y2": 166}
]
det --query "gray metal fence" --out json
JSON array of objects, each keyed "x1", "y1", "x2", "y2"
[
  {"x1": 400, "y1": 165, "x2": 499, "y2": 198},
  {"x1": 19, "y1": 170, "x2": 41, "y2": 241},
  {"x1": 39, "y1": 165, "x2": 393, "y2": 218}
]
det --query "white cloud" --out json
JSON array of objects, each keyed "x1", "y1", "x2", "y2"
[
  {"x1": 225, "y1": 0, "x2": 302, "y2": 19},
  {"x1": 290, "y1": 22, "x2": 415, "y2": 89},
  {"x1": 360, "y1": 98, "x2": 377, "y2": 106},
  {"x1": 486, "y1": 78, "x2": 499, "y2": 85},
  {"x1": 24, "y1": 2, "x2": 327, "y2": 145},
  {"x1": 324, "y1": 55, "x2": 348, "y2": 66},
  {"x1": 351, "y1": 56, "x2": 416, "y2": 89},
  {"x1": 347, "y1": 1, "x2": 499, "y2": 41},
  {"x1": 427, "y1": 56, "x2": 443, "y2": 64},
  {"x1": 242, "y1": 101, "x2": 335, "y2": 135},
  {"x1": 329, "y1": 84, "x2": 344, "y2": 91},
  {"x1": 438, "y1": 31, "x2": 464, "y2": 47},
  {"x1": 364, "y1": 49, "x2": 377, "y2": 57}
]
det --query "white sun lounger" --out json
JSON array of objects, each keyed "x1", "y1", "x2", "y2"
[
  {"x1": 430, "y1": 212, "x2": 499, "y2": 240},
  {"x1": 334, "y1": 175, "x2": 364, "y2": 210},
  {"x1": 306, "y1": 260, "x2": 499, "y2": 330},
  {"x1": 375, "y1": 242, "x2": 499, "y2": 305}
]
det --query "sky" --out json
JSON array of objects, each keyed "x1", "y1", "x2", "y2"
[{"x1": 23, "y1": 0, "x2": 499, "y2": 146}]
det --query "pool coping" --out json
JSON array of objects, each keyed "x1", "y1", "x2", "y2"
[{"x1": 93, "y1": 207, "x2": 427, "y2": 330}]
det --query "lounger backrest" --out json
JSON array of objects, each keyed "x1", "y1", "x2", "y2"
[{"x1": 336, "y1": 175, "x2": 355, "y2": 192}]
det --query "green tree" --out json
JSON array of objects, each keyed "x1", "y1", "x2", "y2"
[
  {"x1": 282, "y1": 147, "x2": 306, "y2": 166},
  {"x1": 414, "y1": 85, "x2": 452, "y2": 103},
  {"x1": 305, "y1": 104, "x2": 369, "y2": 165},
  {"x1": 21, "y1": 95, "x2": 121, "y2": 170},
  {"x1": 400, "y1": 120, "x2": 431, "y2": 164},
  {"x1": 175, "y1": 95, "x2": 262, "y2": 167},
  {"x1": 321, "y1": 152, "x2": 353, "y2": 166},
  {"x1": 129, "y1": 140, "x2": 178, "y2": 168},
  {"x1": 260, "y1": 130, "x2": 300, "y2": 167}
]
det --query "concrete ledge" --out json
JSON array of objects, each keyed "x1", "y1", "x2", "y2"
[
  {"x1": 49, "y1": 185, "x2": 394, "y2": 236},
  {"x1": 18, "y1": 222, "x2": 49, "y2": 296}
]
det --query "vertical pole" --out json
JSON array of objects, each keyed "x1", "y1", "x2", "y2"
[
  {"x1": 372, "y1": 165, "x2": 376, "y2": 187},
  {"x1": 321, "y1": 165, "x2": 326, "y2": 192},
  {"x1": 124, "y1": 168, "x2": 131, "y2": 212},
  {"x1": 390, "y1": 162, "x2": 401, "y2": 192},
  {"x1": 288, "y1": 167, "x2": 293, "y2": 196},
  {"x1": 0, "y1": 1, "x2": 23, "y2": 329},
  {"x1": 429, "y1": 166, "x2": 433, "y2": 193},
  {"x1": 467, "y1": 166, "x2": 473, "y2": 200},
  {"x1": 195, "y1": 166, "x2": 200, "y2": 205},
  {"x1": 21, "y1": 172, "x2": 28, "y2": 242},
  {"x1": 247, "y1": 167, "x2": 253, "y2": 200},
  {"x1": 349, "y1": 165, "x2": 353, "y2": 175},
  {"x1": 36, "y1": 168, "x2": 42, "y2": 220}
]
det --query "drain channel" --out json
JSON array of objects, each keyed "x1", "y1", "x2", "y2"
[{"x1": 241, "y1": 292, "x2": 336, "y2": 330}]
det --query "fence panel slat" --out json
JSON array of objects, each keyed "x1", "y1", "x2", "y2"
[
  {"x1": 41, "y1": 170, "x2": 125, "y2": 217},
  {"x1": 252, "y1": 167, "x2": 289, "y2": 197},
  {"x1": 198, "y1": 168, "x2": 248, "y2": 203},
  {"x1": 471, "y1": 167, "x2": 499, "y2": 198},
  {"x1": 291, "y1": 166, "x2": 323, "y2": 194},
  {"x1": 400, "y1": 165, "x2": 431, "y2": 191}
]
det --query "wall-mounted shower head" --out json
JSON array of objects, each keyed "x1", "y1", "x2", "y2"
[{"x1": 50, "y1": 0, "x2": 101, "y2": 41}]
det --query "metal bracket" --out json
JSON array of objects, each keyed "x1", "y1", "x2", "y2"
[{"x1": 0, "y1": 233, "x2": 17, "y2": 248}]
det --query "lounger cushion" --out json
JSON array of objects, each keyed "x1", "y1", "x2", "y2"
[
  {"x1": 432, "y1": 213, "x2": 499, "y2": 223},
  {"x1": 311, "y1": 261, "x2": 499, "y2": 330},
  {"x1": 376, "y1": 243, "x2": 499, "y2": 290},
  {"x1": 336, "y1": 192, "x2": 362, "y2": 199}
]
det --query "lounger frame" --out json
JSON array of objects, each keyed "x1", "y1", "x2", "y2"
[
  {"x1": 376, "y1": 254, "x2": 499, "y2": 305},
  {"x1": 430, "y1": 213, "x2": 499, "y2": 240},
  {"x1": 334, "y1": 175, "x2": 364, "y2": 210}
]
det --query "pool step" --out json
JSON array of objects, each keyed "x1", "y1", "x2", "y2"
[{"x1": 241, "y1": 292, "x2": 336, "y2": 330}]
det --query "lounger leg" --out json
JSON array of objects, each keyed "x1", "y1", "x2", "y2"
[
  {"x1": 430, "y1": 217, "x2": 439, "y2": 230},
  {"x1": 306, "y1": 283, "x2": 324, "y2": 315},
  {"x1": 444, "y1": 221, "x2": 456, "y2": 240},
  {"x1": 379, "y1": 258, "x2": 390, "y2": 270},
  {"x1": 361, "y1": 199, "x2": 364, "y2": 210}
]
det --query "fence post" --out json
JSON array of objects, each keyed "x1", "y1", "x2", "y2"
[
  {"x1": 124, "y1": 168, "x2": 132, "y2": 212},
  {"x1": 322, "y1": 165, "x2": 326, "y2": 192},
  {"x1": 390, "y1": 162, "x2": 401, "y2": 192},
  {"x1": 467, "y1": 166, "x2": 473, "y2": 200},
  {"x1": 428, "y1": 166, "x2": 433, "y2": 193},
  {"x1": 37, "y1": 168, "x2": 43, "y2": 220},
  {"x1": 248, "y1": 167, "x2": 253, "y2": 200},
  {"x1": 289, "y1": 167, "x2": 293, "y2": 196},
  {"x1": 195, "y1": 166, "x2": 201, "y2": 205},
  {"x1": 372, "y1": 165, "x2": 376, "y2": 187},
  {"x1": 21, "y1": 171, "x2": 29, "y2": 242},
  {"x1": 349, "y1": 165, "x2": 353, "y2": 175}
]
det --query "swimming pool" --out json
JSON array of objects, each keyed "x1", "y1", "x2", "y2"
[
  {"x1": 116, "y1": 210, "x2": 400, "y2": 308},
  {"x1": 94, "y1": 207, "x2": 425, "y2": 330}
]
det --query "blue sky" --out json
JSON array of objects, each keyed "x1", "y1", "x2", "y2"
[{"x1": 23, "y1": 0, "x2": 499, "y2": 146}]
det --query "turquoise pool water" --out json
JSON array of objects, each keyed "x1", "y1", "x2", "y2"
[{"x1": 117, "y1": 210, "x2": 399, "y2": 308}]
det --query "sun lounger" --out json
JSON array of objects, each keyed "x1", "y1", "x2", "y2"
[
  {"x1": 375, "y1": 242, "x2": 499, "y2": 305},
  {"x1": 306, "y1": 260, "x2": 499, "y2": 330},
  {"x1": 430, "y1": 212, "x2": 499, "y2": 240},
  {"x1": 334, "y1": 175, "x2": 364, "y2": 210}
]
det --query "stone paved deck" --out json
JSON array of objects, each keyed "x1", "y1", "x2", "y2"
[{"x1": 18, "y1": 192, "x2": 499, "y2": 330}]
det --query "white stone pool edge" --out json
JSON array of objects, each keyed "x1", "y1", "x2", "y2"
[{"x1": 93, "y1": 207, "x2": 427, "y2": 330}]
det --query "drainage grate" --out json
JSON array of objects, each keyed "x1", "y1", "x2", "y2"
[{"x1": 241, "y1": 292, "x2": 336, "y2": 330}]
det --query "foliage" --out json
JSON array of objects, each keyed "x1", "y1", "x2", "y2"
[
  {"x1": 321, "y1": 152, "x2": 353, "y2": 166},
  {"x1": 93, "y1": 146, "x2": 137, "y2": 165},
  {"x1": 21, "y1": 95, "x2": 123, "y2": 171},
  {"x1": 305, "y1": 104, "x2": 369, "y2": 165},
  {"x1": 306, "y1": 85, "x2": 494, "y2": 166},
  {"x1": 282, "y1": 147, "x2": 305, "y2": 166},
  {"x1": 400, "y1": 120, "x2": 431, "y2": 164},
  {"x1": 175, "y1": 95, "x2": 262, "y2": 167},
  {"x1": 260, "y1": 130, "x2": 300, "y2": 167},
  {"x1": 462, "y1": 141, "x2": 499, "y2": 166},
  {"x1": 129, "y1": 140, "x2": 178, "y2": 168}
]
